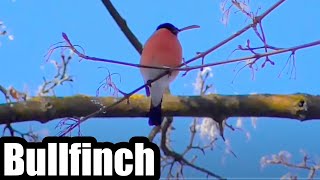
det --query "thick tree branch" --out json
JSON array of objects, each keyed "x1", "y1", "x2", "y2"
[{"x1": 0, "y1": 93, "x2": 317, "y2": 125}]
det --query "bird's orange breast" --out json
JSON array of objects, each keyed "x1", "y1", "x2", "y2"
[{"x1": 140, "y1": 29, "x2": 182, "y2": 68}]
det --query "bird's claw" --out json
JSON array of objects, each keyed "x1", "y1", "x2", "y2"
[{"x1": 146, "y1": 80, "x2": 153, "y2": 87}]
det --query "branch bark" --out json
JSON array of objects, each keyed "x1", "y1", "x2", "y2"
[{"x1": 0, "y1": 93, "x2": 318, "y2": 125}]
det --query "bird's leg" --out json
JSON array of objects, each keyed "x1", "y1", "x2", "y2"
[
  {"x1": 145, "y1": 80, "x2": 152, "y2": 97},
  {"x1": 161, "y1": 66, "x2": 173, "y2": 78},
  {"x1": 146, "y1": 80, "x2": 153, "y2": 87}
]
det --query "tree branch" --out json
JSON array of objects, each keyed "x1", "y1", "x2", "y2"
[
  {"x1": 261, "y1": 151, "x2": 320, "y2": 180},
  {"x1": 101, "y1": 0, "x2": 143, "y2": 54},
  {"x1": 58, "y1": 31, "x2": 320, "y2": 72},
  {"x1": 0, "y1": 93, "x2": 317, "y2": 125},
  {"x1": 160, "y1": 118, "x2": 225, "y2": 179},
  {"x1": 0, "y1": 85, "x2": 10, "y2": 103}
]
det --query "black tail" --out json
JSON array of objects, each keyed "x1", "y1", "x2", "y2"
[{"x1": 148, "y1": 98, "x2": 163, "y2": 126}]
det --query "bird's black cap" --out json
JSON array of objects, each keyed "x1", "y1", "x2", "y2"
[{"x1": 156, "y1": 23, "x2": 179, "y2": 35}]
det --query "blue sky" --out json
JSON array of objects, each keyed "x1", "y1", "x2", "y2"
[{"x1": 1, "y1": 0, "x2": 320, "y2": 179}]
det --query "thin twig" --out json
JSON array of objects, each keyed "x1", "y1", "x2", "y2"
[{"x1": 60, "y1": 32, "x2": 320, "y2": 73}]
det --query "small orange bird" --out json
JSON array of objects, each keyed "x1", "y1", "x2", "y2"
[{"x1": 140, "y1": 23, "x2": 199, "y2": 126}]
